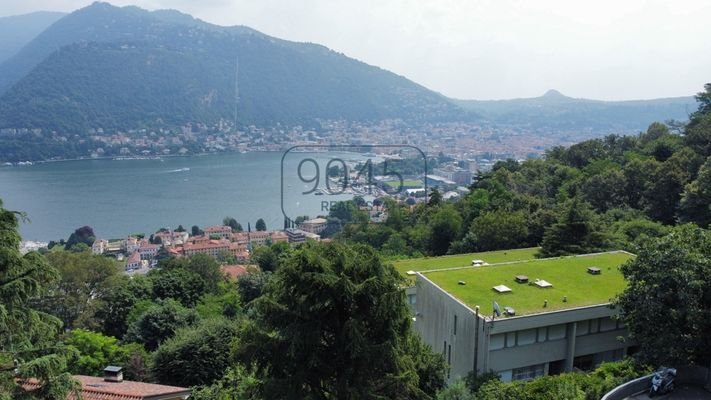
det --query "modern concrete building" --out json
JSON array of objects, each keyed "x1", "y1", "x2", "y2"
[{"x1": 414, "y1": 251, "x2": 634, "y2": 382}]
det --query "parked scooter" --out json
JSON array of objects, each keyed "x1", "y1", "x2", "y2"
[{"x1": 649, "y1": 367, "x2": 677, "y2": 397}]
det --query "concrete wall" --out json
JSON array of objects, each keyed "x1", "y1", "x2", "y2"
[{"x1": 415, "y1": 273, "x2": 632, "y2": 382}]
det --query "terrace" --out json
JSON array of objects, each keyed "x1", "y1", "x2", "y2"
[{"x1": 419, "y1": 251, "x2": 632, "y2": 317}]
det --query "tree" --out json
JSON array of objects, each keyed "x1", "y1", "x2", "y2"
[
  {"x1": 94, "y1": 275, "x2": 152, "y2": 339},
  {"x1": 175, "y1": 224, "x2": 186, "y2": 232},
  {"x1": 64, "y1": 225, "x2": 96, "y2": 251},
  {"x1": 191, "y1": 225, "x2": 203, "y2": 237},
  {"x1": 235, "y1": 242, "x2": 445, "y2": 399},
  {"x1": 153, "y1": 319, "x2": 239, "y2": 386},
  {"x1": 614, "y1": 225, "x2": 711, "y2": 366},
  {"x1": 466, "y1": 210, "x2": 528, "y2": 251},
  {"x1": 0, "y1": 199, "x2": 79, "y2": 399},
  {"x1": 223, "y1": 217, "x2": 243, "y2": 232},
  {"x1": 255, "y1": 218, "x2": 267, "y2": 231},
  {"x1": 65, "y1": 329, "x2": 149, "y2": 380},
  {"x1": 539, "y1": 198, "x2": 608, "y2": 257},
  {"x1": 428, "y1": 204, "x2": 463, "y2": 255},
  {"x1": 251, "y1": 241, "x2": 292, "y2": 273},
  {"x1": 190, "y1": 364, "x2": 263, "y2": 400},
  {"x1": 679, "y1": 156, "x2": 711, "y2": 228},
  {"x1": 150, "y1": 268, "x2": 207, "y2": 307},
  {"x1": 429, "y1": 188, "x2": 443, "y2": 206},
  {"x1": 436, "y1": 380, "x2": 476, "y2": 400},
  {"x1": 39, "y1": 251, "x2": 119, "y2": 330},
  {"x1": 236, "y1": 270, "x2": 271, "y2": 305},
  {"x1": 125, "y1": 300, "x2": 199, "y2": 351}
]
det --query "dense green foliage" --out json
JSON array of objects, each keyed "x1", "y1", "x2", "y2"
[
  {"x1": 234, "y1": 242, "x2": 446, "y2": 399},
  {"x1": 152, "y1": 319, "x2": 239, "y2": 386},
  {"x1": 614, "y1": 225, "x2": 711, "y2": 366},
  {"x1": 0, "y1": 200, "x2": 78, "y2": 399},
  {"x1": 441, "y1": 359, "x2": 649, "y2": 400},
  {"x1": 337, "y1": 85, "x2": 711, "y2": 258}
]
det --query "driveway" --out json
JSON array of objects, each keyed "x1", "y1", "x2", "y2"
[{"x1": 626, "y1": 384, "x2": 711, "y2": 399}]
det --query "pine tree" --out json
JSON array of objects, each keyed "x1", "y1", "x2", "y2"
[{"x1": 0, "y1": 199, "x2": 79, "y2": 399}]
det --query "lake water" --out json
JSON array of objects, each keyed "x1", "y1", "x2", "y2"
[{"x1": 0, "y1": 152, "x2": 368, "y2": 241}]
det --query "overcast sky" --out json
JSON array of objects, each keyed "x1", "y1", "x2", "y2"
[{"x1": 2, "y1": 0, "x2": 710, "y2": 100}]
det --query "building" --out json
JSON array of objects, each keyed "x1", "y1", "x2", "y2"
[
  {"x1": 298, "y1": 217, "x2": 328, "y2": 234},
  {"x1": 221, "y1": 264, "x2": 251, "y2": 281},
  {"x1": 92, "y1": 239, "x2": 108, "y2": 255},
  {"x1": 182, "y1": 238, "x2": 248, "y2": 260},
  {"x1": 126, "y1": 251, "x2": 142, "y2": 270},
  {"x1": 138, "y1": 239, "x2": 160, "y2": 260},
  {"x1": 414, "y1": 251, "x2": 634, "y2": 383},
  {"x1": 124, "y1": 237, "x2": 139, "y2": 254},
  {"x1": 21, "y1": 366, "x2": 190, "y2": 399},
  {"x1": 285, "y1": 228, "x2": 320, "y2": 244},
  {"x1": 204, "y1": 225, "x2": 232, "y2": 239},
  {"x1": 232, "y1": 230, "x2": 288, "y2": 248}
]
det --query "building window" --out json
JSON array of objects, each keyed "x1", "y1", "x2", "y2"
[
  {"x1": 453, "y1": 315, "x2": 457, "y2": 335},
  {"x1": 407, "y1": 294, "x2": 416, "y2": 305},
  {"x1": 517, "y1": 329, "x2": 536, "y2": 346},
  {"x1": 600, "y1": 317, "x2": 617, "y2": 332},
  {"x1": 548, "y1": 324, "x2": 566, "y2": 340},
  {"x1": 505, "y1": 332, "x2": 516, "y2": 348},
  {"x1": 589, "y1": 318, "x2": 599, "y2": 334},
  {"x1": 498, "y1": 370, "x2": 513, "y2": 382},
  {"x1": 512, "y1": 364, "x2": 545, "y2": 381},
  {"x1": 537, "y1": 327, "x2": 547, "y2": 342},
  {"x1": 617, "y1": 319, "x2": 626, "y2": 330},
  {"x1": 576, "y1": 320, "x2": 590, "y2": 336},
  {"x1": 490, "y1": 334, "x2": 505, "y2": 350}
]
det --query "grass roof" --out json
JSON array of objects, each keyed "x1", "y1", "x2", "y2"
[
  {"x1": 421, "y1": 251, "x2": 632, "y2": 317},
  {"x1": 392, "y1": 247, "x2": 540, "y2": 285}
]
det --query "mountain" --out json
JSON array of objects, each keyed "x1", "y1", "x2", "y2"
[
  {"x1": 453, "y1": 90, "x2": 697, "y2": 133},
  {"x1": 0, "y1": 11, "x2": 66, "y2": 64},
  {"x1": 0, "y1": 2, "x2": 465, "y2": 132}
]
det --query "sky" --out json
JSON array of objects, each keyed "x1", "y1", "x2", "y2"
[{"x1": 2, "y1": 0, "x2": 710, "y2": 100}]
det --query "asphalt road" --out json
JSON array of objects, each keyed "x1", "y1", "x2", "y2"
[{"x1": 626, "y1": 385, "x2": 711, "y2": 399}]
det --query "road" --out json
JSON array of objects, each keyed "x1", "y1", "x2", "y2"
[{"x1": 626, "y1": 384, "x2": 711, "y2": 399}]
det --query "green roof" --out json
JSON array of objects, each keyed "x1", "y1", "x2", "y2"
[
  {"x1": 393, "y1": 248, "x2": 540, "y2": 285},
  {"x1": 421, "y1": 252, "x2": 632, "y2": 317}
]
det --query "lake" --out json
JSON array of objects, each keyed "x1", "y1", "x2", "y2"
[{"x1": 0, "y1": 151, "x2": 370, "y2": 241}]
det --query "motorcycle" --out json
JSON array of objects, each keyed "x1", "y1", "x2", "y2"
[{"x1": 649, "y1": 367, "x2": 677, "y2": 397}]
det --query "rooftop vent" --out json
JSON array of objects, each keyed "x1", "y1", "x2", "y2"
[
  {"x1": 587, "y1": 267, "x2": 601, "y2": 275},
  {"x1": 532, "y1": 279, "x2": 553, "y2": 288},
  {"x1": 104, "y1": 366, "x2": 123, "y2": 383},
  {"x1": 492, "y1": 284, "x2": 512, "y2": 293},
  {"x1": 515, "y1": 275, "x2": 528, "y2": 284}
]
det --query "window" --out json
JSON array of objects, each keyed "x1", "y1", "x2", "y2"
[
  {"x1": 600, "y1": 318, "x2": 617, "y2": 332},
  {"x1": 490, "y1": 334, "x2": 505, "y2": 350},
  {"x1": 506, "y1": 332, "x2": 517, "y2": 348},
  {"x1": 548, "y1": 324, "x2": 566, "y2": 340},
  {"x1": 576, "y1": 320, "x2": 589, "y2": 336},
  {"x1": 517, "y1": 329, "x2": 536, "y2": 346},
  {"x1": 513, "y1": 363, "x2": 545, "y2": 381},
  {"x1": 453, "y1": 315, "x2": 457, "y2": 335},
  {"x1": 407, "y1": 294, "x2": 416, "y2": 305},
  {"x1": 617, "y1": 319, "x2": 626, "y2": 329},
  {"x1": 498, "y1": 370, "x2": 513, "y2": 382},
  {"x1": 589, "y1": 319, "x2": 599, "y2": 333},
  {"x1": 537, "y1": 327, "x2": 547, "y2": 342}
]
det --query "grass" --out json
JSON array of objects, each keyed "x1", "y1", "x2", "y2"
[
  {"x1": 385, "y1": 179, "x2": 423, "y2": 189},
  {"x1": 422, "y1": 252, "x2": 632, "y2": 317},
  {"x1": 392, "y1": 247, "x2": 540, "y2": 284}
]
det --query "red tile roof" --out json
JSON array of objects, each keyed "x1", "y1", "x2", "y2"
[
  {"x1": 221, "y1": 264, "x2": 251, "y2": 280},
  {"x1": 21, "y1": 376, "x2": 190, "y2": 400}
]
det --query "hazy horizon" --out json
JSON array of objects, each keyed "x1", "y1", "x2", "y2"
[{"x1": 1, "y1": 0, "x2": 709, "y2": 102}]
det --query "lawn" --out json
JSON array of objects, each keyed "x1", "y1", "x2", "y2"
[
  {"x1": 422, "y1": 251, "x2": 632, "y2": 317},
  {"x1": 392, "y1": 247, "x2": 540, "y2": 284},
  {"x1": 385, "y1": 179, "x2": 423, "y2": 189}
]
